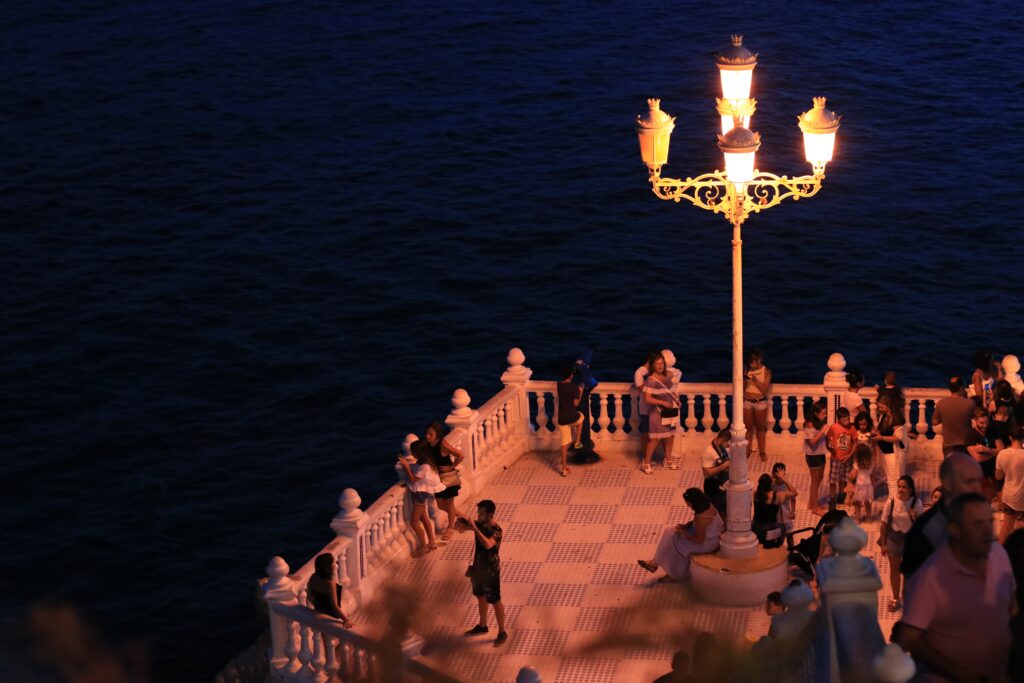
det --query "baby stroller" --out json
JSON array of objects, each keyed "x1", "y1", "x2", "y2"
[{"x1": 786, "y1": 509, "x2": 849, "y2": 579}]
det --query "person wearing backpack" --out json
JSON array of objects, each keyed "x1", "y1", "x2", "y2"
[{"x1": 878, "y1": 475, "x2": 925, "y2": 612}]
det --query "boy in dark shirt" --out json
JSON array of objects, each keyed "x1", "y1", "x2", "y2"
[{"x1": 461, "y1": 500, "x2": 507, "y2": 646}]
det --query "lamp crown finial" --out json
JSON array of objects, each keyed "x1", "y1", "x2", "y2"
[
  {"x1": 813, "y1": 96, "x2": 827, "y2": 109},
  {"x1": 647, "y1": 98, "x2": 661, "y2": 110},
  {"x1": 731, "y1": 34, "x2": 743, "y2": 46}
]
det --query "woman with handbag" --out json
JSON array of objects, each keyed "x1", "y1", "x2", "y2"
[
  {"x1": 877, "y1": 475, "x2": 923, "y2": 612},
  {"x1": 743, "y1": 348, "x2": 772, "y2": 462},
  {"x1": 423, "y1": 421, "x2": 466, "y2": 542},
  {"x1": 641, "y1": 351, "x2": 679, "y2": 474}
]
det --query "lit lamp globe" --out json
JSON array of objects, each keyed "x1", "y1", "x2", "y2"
[
  {"x1": 798, "y1": 97, "x2": 841, "y2": 176},
  {"x1": 636, "y1": 98, "x2": 675, "y2": 176},
  {"x1": 715, "y1": 35, "x2": 757, "y2": 134},
  {"x1": 717, "y1": 125, "x2": 761, "y2": 190}
]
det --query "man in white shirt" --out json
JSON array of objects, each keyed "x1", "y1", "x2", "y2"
[{"x1": 996, "y1": 425, "x2": 1024, "y2": 542}]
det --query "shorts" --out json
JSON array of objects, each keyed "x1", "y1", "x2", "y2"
[
  {"x1": 638, "y1": 414, "x2": 650, "y2": 433},
  {"x1": 744, "y1": 397, "x2": 768, "y2": 412},
  {"x1": 559, "y1": 413, "x2": 584, "y2": 446},
  {"x1": 469, "y1": 569, "x2": 502, "y2": 604},
  {"x1": 411, "y1": 491, "x2": 434, "y2": 505},
  {"x1": 805, "y1": 454, "x2": 826, "y2": 469},
  {"x1": 436, "y1": 485, "x2": 460, "y2": 500},
  {"x1": 829, "y1": 457, "x2": 853, "y2": 486},
  {"x1": 885, "y1": 529, "x2": 907, "y2": 558}
]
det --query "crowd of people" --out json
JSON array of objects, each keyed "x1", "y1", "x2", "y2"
[{"x1": 300, "y1": 347, "x2": 1024, "y2": 679}]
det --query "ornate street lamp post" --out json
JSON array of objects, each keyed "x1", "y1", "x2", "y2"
[{"x1": 635, "y1": 35, "x2": 841, "y2": 560}]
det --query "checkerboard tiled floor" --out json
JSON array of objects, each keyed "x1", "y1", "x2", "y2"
[{"x1": 369, "y1": 436, "x2": 946, "y2": 682}]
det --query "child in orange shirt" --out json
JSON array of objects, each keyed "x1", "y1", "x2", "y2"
[{"x1": 826, "y1": 407, "x2": 858, "y2": 509}]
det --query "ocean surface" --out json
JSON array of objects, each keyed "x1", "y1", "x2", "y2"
[{"x1": 2, "y1": 1, "x2": 1022, "y2": 680}]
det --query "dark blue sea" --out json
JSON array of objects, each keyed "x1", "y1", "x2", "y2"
[{"x1": 2, "y1": 1, "x2": 1022, "y2": 680}]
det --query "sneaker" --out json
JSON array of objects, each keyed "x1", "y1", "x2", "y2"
[
  {"x1": 493, "y1": 631, "x2": 508, "y2": 647},
  {"x1": 464, "y1": 624, "x2": 488, "y2": 636}
]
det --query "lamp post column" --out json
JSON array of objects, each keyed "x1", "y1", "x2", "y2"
[{"x1": 720, "y1": 215, "x2": 759, "y2": 558}]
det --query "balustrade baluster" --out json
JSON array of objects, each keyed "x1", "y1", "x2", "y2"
[
  {"x1": 596, "y1": 393, "x2": 611, "y2": 440},
  {"x1": 795, "y1": 396, "x2": 806, "y2": 432},
  {"x1": 311, "y1": 628, "x2": 328, "y2": 683},
  {"x1": 716, "y1": 395, "x2": 729, "y2": 429},
  {"x1": 496, "y1": 404, "x2": 508, "y2": 452},
  {"x1": 766, "y1": 395, "x2": 777, "y2": 432},
  {"x1": 628, "y1": 393, "x2": 640, "y2": 433},
  {"x1": 700, "y1": 395, "x2": 714, "y2": 431},
  {"x1": 285, "y1": 618, "x2": 303, "y2": 674},
  {"x1": 297, "y1": 621, "x2": 315, "y2": 675},
  {"x1": 869, "y1": 395, "x2": 878, "y2": 424},
  {"x1": 337, "y1": 548, "x2": 351, "y2": 594},
  {"x1": 612, "y1": 393, "x2": 626, "y2": 440},
  {"x1": 915, "y1": 400, "x2": 929, "y2": 437},
  {"x1": 356, "y1": 648, "x2": 369, "y2": 680},
  {"x1": 779, "y1": 395, "x2": 793, "y2": 432},
  {"x1": 340, "y1": 642, "x2": 355, "y2": 678},
  {"x1": 903, "y1": 400, "x2": 912, "y2": 435},
  {"x1": 685, "y1": 395, "x2": 698, "y2": 431},
  {"x1": 324, "y1": 636, "x2": 340, "y2": 682},
  {"x1": 535, "y1": 393, "x2": 549, "y2": 432}
]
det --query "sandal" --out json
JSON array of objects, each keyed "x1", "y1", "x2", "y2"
[
  {"x1": 428, "y1": 543, "x2": 438, "y2": 551},
  {"x1": 638, "y1": 559, "x2": 658, "y2": 573},
  {"x1": 640, "y1": 464, "x2": 653, "y2": 475},
  {"x1": 561, "y1": 467, "x2": 571, "y2": 477}
]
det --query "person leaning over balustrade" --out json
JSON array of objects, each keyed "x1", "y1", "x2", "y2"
[
  {"x1": 996, "y1": 425, "x2": 1024, "y2": 543},
  {"x1": 901, "y1": 452, "x2": 983, "y2": 578},
  {"x1": 932, "y1": 376, "x2": 977, "y2": 456},
  {"x1": 307, "y1": 553, "x2": 353, "y2": 628},
  {"x1": 896, "y1": 492, "x2": 1016, "y2": 683},
  {"x1": 638, "y1": 488, "x2": 724, "y2": 583},
  {"x1": 742, "y1": 348, "x2": 771, "y2": 462}
]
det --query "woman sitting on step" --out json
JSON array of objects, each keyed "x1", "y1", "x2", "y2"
[{"x1": 638, "y1": 488, "x2": 724, "y2": 583}]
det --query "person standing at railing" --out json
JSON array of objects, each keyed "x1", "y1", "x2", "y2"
[
  {"x1": 842, "y1": 369, "x2": 867, "y2": 423},
  {"x1": 641, "y1": 351, "x2": 679, "y2": 475},
  {"x1": 460, "y1": 500, "x2": 508, "y2": 647},
  {"x1": 743, "y1": 348, "x2": 772, "y2": 462},
  {"x1": 970, "y1": 349, "x2": 1000, "y2": 412},
  {"x1": 400, "y1": 440, "x2": 445, "y2": 556},
  {"x1": 876, "y1": 394, "x2": 909, "y2": 502},
  {"x1": 803, "y1": 401, "x2": 829, "y2": 516},
  {"x1": 422, "y1": 421, "x2": 465, "y2": 542},
  {"x1": 307, "y1": 553, "x2": 353, "y2": 628},
  {"x1": 635, "y1": 349, "x2": 683, "y2": 470},
  {"x1": 933, "y1": 376, "x2": 976, "y2": 456},
  {"x1": 556, "y1": 363, "x2": 583, "y2": 477},
  {"x1": 826, "y1": 407, "x2": 858, "y2": 509}
]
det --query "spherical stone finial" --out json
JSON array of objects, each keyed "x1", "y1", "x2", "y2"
[
  {"x1": 450, "y1": 388, "x2": 472, "y2": 416},
  {"x1": 827, "y1": 353, "x2": 847, "y2": 372},
  {"x1": 338, "y1": 488, "x2": 362, "y2": 514},
  {"x1": 873, "y1": 643, "x2": 916, "y2": 683},
  {"x1": 1003, "y1": 354, "x2": 1021, "y2": 375},
  {"x1": 507, "y1": 347, "x2": 525, "y2": 368},
  {"x1": 266, "y1": 556, "x2": 290, "y2": 579},
  {"x1": 401, "y1": 433, "x2": 418, "y2": 457},
  {"x1": 516, "y1": 667, "x2": 542, "y2": 683},
  {"x1": 829, "y1": 516, "x2": 867, "y2": 564},
  {"x1": 780, "y1": 580, "x2": 814, "y2": 610}
]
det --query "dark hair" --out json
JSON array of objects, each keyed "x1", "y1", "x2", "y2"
[
  {"x1": 949, "y1": 376, "x2": 964, "y2": 393},
  {"x1": 1011, "y1": 424, "x2": 1024, "y2": 443},
  {"x1": 846, "y1": 369, "x2": 864, "y2": 388},
  {"x1": 314, "y1": 553, "x2": 335, "y2": 580},
  {"x1": 972, "y1": 406, "x2": 989, "y2": 419},
  {"x1": 425, "y1": 420, "x2": 446, "y2": 441},
  {"x1": 714, "y1": 426, "x2": 732, "y2": 442},
  {"x1": 877, "y1": 393, "x2": 907, "y2": 426},
  {"x1": 767, "y1": 591, "x2": 783, "y2": 606},
  {"x1": 477, "y1": 499, "x2": 496, "y2": 515},
  {"x1": 854, "y1": 412, "x2": 873, "y2": 430},
  {"x1": 772, "y1": 463, "x2": 786, "y2": 475},
  {"x1": 898, "y1": 475, "x2": 916, "y2": 497},
  {"x1": 703, "y1": 476, "x2": 723, "y2": 497},
  {"x1": 995, "y1": 380, "x2": 1014, "y2": 405},
  {"x1": 755, "y1": 474, "x2": 773, "y2": 504},
  {"x1": 745, "y1": 347, "x2": 764, "y2": 370},
  {"x1": 671, "y1": 650, "x2": 690, "y2": 672},
  {"x1": 646, "y1": 350, "x2": 665, "y2": 375},
  {"x1": 947, "y1": 492, "x2": 988, "y2": 525},
  {"x1": 807, "y1": 401, "x2": 827, "y2": 429},
  {"x1": 854, "y1": 443, "x2": 873, "y2": 468},
  {"x1": 836, "y1": 407, "x2": 851, "y2": 419},
  {"x1": 560, "y1": 362, "x2": 576, "y2": 380},
  {"x1": 973, "y1": 350, "x2": 993, "y2": 372},
  {"x1": 682, "y1": 487, "x2": 711, "y2": 513},
  {"x1": 411, "y1": 440, "x2": 435, "y2": 467}
]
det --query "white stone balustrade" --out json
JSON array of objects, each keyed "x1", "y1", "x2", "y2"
[{"x1": 265, "y1": 347, "x2": 969, "y2": 682}]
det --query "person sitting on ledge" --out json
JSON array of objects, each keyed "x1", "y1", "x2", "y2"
[
  {"x1": 638, "y1": 488, "x2": 723, "y2": 583},
  {"x1": 307, "y1": 553, "x2": 353, "y2": 628}
]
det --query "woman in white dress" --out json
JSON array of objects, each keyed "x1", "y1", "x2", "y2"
[{"x1": 638, "y1": 488, "x2": 724, "y2": 583}]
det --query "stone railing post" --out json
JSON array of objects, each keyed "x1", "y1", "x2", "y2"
[
  {"x1": 263, "y1": 556, "x2": 297, "y2": 671},
  {"x1": 501, "y1": 347, "x2": 533, "y2": 446},
  {"x1": 815, "y1": 517, "x2": 885, "y2": 682},
  {"x1": 823, "y1": 353, "x2": 848, "y2": 425},
  {"x1": 330, "y1": 489, "x2": 369, "y2": 607},
  {"x1": 445, "y1": 388, "x2": 479, "y2": 493}
]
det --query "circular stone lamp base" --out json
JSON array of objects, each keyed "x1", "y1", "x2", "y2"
[{"x1": 690, "y1": 546, "x2": 788, "y2": 606}]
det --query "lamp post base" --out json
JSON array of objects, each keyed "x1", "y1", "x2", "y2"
[{"x1": 690, "y1": 546, "x2": 788, "y2": 606}]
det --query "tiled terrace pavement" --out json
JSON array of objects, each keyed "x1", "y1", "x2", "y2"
[{"x1": 369, "y1": 437, "x2": 944, "y2": 682}]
